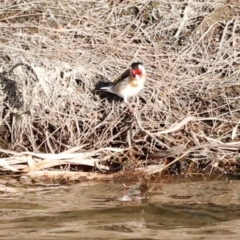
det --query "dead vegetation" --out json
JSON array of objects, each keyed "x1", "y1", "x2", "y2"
[{"x1": 0, "y1": 0, "x2": 240, "y2": 181}]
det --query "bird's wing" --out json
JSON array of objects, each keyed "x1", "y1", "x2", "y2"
[{"x1": 113, "y1": 69, "x2": 130, "y2": 85}]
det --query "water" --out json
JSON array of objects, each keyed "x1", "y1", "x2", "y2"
[{"x1": 0, "y1": 177, "x2": 240, "y2": 239}]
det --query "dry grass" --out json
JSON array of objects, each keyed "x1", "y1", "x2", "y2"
[{"x1": 0, "y1": 0, "x2": 240, "y2": 178}]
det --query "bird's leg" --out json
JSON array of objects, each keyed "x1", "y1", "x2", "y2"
[
  {"x1": 125, "y1": 98, "x2": 139, "y2": 113},
  {"x1": 130, "y1": 98, "x2": 150, "y2": 113},
  {"x1": 123, "y1": 97, "x2": 133, "y2": 112},
  {"x1": 127, "y1": 102, "x2": 135, "y2": 112},
  {"x1": 139, "y1": 99, "x2": 153, "y2": 112},
  {"x1": 129, "y1": 101, "x2": 138, "y2": 112}
]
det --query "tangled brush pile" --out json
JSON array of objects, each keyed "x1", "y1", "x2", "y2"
[{"x1": 0, "y1": 0, "x2": 240, "y2": 178}]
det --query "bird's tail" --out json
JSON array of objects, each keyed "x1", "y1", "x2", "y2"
[{"x1": 99, "y1": 86, "x2": 113, "y2": 93}]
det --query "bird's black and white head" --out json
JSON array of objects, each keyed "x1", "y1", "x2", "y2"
[{"x1": 130, "y1": 62, "x2": 146, "y2": 79}]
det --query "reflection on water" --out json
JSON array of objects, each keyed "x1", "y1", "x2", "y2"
[{"x1": 0, "y1": 178, "x2": 240, "y2": 239}]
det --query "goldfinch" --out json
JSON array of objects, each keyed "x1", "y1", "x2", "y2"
[{"x1": 99, "y1": 62, "x2": 146, "y2": 104}]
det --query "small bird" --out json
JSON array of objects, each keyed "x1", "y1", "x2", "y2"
[{"x1": 99, "y1": 62, "x2": 146, "y2": 109}]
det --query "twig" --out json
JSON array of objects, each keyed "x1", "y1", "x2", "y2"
[
  {"x1": 152, "y1": 117, "x2": 219, "y2": 136},
  {"x1": 147, "y1": 142, "x2": 240, "y2": 174},
  {"x1": 134, "y1": 112, "x2": 168, "y2": 148},
  {"x1": 174, "y1": 5, "x2": 190, "y2": 39}
]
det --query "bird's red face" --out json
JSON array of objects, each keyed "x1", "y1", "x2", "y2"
[{"x1": 131, "y1": 68, "x2": 142, "y2": 77}]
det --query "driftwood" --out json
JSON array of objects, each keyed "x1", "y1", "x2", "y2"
[{"x1": 0, "y1": 147, "x2": 127, "y2": 173}]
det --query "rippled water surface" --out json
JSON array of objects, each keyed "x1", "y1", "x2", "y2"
[{"x1": 1, "y1": 177, "x2": 240, "y2": 239}]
